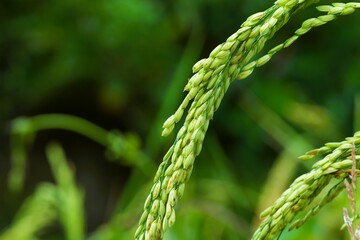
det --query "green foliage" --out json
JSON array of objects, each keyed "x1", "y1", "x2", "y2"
[{"x1": 1, "y1": 0, "x2": 360, "y2": 239}]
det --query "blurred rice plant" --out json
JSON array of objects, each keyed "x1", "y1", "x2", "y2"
[
  {"x1": 8, "y1": 114, "x2": 154, "y2": 193},
  {"x1": 1, "y1": 142, "x2": 85, "y2": 240},
  {"x1": 46, "y1": 143, "x2": 85, "y2": 240},
  {"x1": 0, "y1": 183, "x2": 57, "y2": 240}
]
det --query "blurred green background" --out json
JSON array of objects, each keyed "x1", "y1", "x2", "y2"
[{"x1": 1, "y1": 0, "x2": 360, "y2": 239}]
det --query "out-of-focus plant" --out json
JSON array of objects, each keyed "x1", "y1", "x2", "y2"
[
  {"x1": 0, "y1": 183, "x2": 58, "y2": 240},
  {"x1": 8, "y1": 114, "x2": 154, "y2": 193},
  {"x1": 3, "y1": 114, "x2": 155, "y2": 239},
  {"x1": 1, "y1": 143, "x2": 85, "y2": 240}
]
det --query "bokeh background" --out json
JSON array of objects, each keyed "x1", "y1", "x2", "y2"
[{"x1": 1, "y1": 0, "x2": 360, "y2": 239}]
